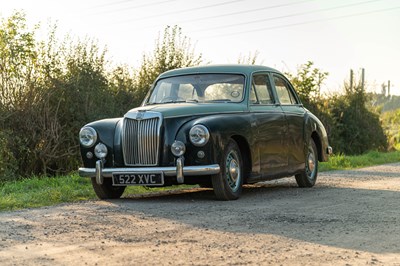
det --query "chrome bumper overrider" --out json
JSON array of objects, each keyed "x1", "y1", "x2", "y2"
[{"x1": 78, "y1": 158, "x2": 220, "y2": 185}]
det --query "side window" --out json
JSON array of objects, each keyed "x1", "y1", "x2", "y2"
[
  {"x1": 251, "y1": 75, "x2": 274, "y2": 105},
  {"x1": 273, "y1": 75, "x2": 298, "y2": 105}
]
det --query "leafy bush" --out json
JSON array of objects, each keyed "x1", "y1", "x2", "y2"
[
  {"x1": 0, "y1": 13, "x2": 203, "y2": 181},
  {"x1": 287, "y1": 62, "x2": 388, "y2": 155},
  {"x1": 329, "y1": 84, "x2": 387, "y2": 155},
  {"x1": 381, "y1": 109, "x2": 400, "y2": 150},
  {"x1": 0, "y1": 131, "x2": 18, "y2": 182}
]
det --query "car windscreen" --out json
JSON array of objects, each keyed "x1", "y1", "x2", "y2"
[{"x1": 146, "y1": 74, "x2": 245, "y2": 104}]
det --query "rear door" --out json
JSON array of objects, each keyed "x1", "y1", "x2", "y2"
[{"x1": 272, "y1": 74, "x2": 306, "y2": 169}]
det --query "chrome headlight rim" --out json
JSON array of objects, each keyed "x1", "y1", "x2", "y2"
[
  {"x1": 189, "y1": 124, "x2": 210, "y2": 147},
  {"x1": 79, "y1": 127, "x2": 97, "y2": 148}
]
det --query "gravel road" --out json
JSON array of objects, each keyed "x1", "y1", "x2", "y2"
[{"x1": 1, "y1": 163, "x2": 400, "y2": 265}]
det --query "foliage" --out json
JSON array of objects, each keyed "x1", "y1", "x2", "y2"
[
  {"x1": 285, "y1": 61, "x2": 329, "y2": 105},
  {"x1": 286, "y1": 62, "x2": 388, "y2": 155},
  {"x1": 237, "y1": 50, "x2": 261, "y2": 65},
  {"x1": 0, "y1": 13, "x2": 204, "y2": 181},
  {"x1": 369, "y1": 93, "x2": 400, "y2": 113},
  {"x1": 381, "y1": 109, "x2": 400, "y2": 150},
  {"x1": 328, "y1": 82, "x2": 388, "y2": 155},
  {"x1": 134, "y1": 25, "x2": 203, "y2": 105},
  {"x1": 0, "y1": 131, "x2": 17, "y2": 182},
  {"x1": 0, "y1": 13, "x2": 117, "y2": 177}
]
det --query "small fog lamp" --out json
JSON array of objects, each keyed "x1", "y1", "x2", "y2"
[
  {"x1": 94, "y1": 143, "x2": 108, "y2": 159},
  {"x1": 171, "y1": 141, "x2": 186, "y2": 157}
]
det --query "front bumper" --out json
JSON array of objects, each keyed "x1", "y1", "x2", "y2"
[{"x1": 79, "y1": 159, "x2": 220, "y2": 185}]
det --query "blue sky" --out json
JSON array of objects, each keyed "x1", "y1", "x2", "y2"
[{"x1": 2, "y1": 0, "x2": 400, "y2": 95}]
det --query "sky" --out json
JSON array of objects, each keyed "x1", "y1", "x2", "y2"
[{"x1": 1, "y1": 0, "x2": 400, "y2": 95}]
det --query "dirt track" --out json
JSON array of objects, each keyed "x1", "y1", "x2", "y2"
[{"x1": 1, "y1": 163, "x2": 400, "y2": 265}]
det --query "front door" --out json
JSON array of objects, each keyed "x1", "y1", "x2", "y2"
[{"x1": 249, "y1": 74, "x2": 288, "y2": 177}]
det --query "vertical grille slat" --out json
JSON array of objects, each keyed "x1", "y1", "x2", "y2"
[{"x1": 122, "y1": 115, "x2": 161, "y2": 166}]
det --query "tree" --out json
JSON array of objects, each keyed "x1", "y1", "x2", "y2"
[
  {"x1": 134, "y1": 25, "x2": 203, "y2": 104},
  {"x1": 237, "y1": 51, "x2": 261, "y2": 65},
  {"x1": 329, "y1": 80, "x2": 388, "y2": 154},
  {"x1": 285, "y1": 61, "x2": 328, "y2": 105},
  {"x1": 0, "y1": 11, "x2": 40, "y2": 178},
  {"x1": 0, "y1": 12, "x2": 116, "y2": 177}
]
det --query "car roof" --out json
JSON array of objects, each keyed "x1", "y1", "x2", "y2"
[{"x1": 157, "y1": 64, "x2": 283, "y2": 79}]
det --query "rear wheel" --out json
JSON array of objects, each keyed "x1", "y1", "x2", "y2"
[
  {"x1": 212, "y1": 139, "x2": 243, "y2": 200},
  {"x1": 91, "y1": 177, "x2": 126, "y2": 199},
  {"x1": 295, "y1": 139, "x2": 318, "y2": 187}
]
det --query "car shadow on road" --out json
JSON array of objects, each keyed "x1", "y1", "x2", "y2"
[{"x1": 116, "y1": 180, "x2": 400, "y2": 254}]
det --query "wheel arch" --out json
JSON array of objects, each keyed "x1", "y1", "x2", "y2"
[
  {"x1": 311, "y1": 131, "x2": 323, "y2": 162},
  {"x1": 231, "y1": 135, "x2": 252, "y2": 183}
]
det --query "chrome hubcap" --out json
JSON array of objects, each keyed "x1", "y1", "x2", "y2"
[
  {"x1": 229, "y1": 159, "x2": 239, "y2": 182},
  {"x1": 226, "y1": 151, "x2": 241, "y2": 191},
  {"x1": 307, "y1": 149, "x2": 316, "y2": 179}
]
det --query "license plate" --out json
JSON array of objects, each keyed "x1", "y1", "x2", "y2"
[{"x1": 112, "y1": 172, "x2": 164, "y2": 186}]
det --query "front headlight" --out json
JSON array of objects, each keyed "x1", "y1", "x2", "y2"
[
  {"x1": 189, "y1": 124, "x2": 210, "y2": 147},
  {"x1": 79, "y1": 127, "x2": 97, "y2": 147}
]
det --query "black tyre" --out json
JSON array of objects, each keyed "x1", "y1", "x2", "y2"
[
  {"x1": 212, "y1": 139, "x2": 243, "y2": 200},
  {"x1": 295, "y1": 138, "x2": 318, "y2": 187},
  {"x1": 91, "y1": 177, "x2": 126, "y2": 199}
]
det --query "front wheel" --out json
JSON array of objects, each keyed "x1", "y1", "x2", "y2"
[
  {"x1": 212, "y1": 139, "x2": 243, "y2": 200},
  {"x1": 295, "y1": 138, "x2": 318, "y2": 187},
  {"x1": 91, "y1": 177, "x2": 126, "y2": 199}
]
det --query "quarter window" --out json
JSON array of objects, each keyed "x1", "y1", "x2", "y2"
[{"x1": 274, "y1": 75, "x2": 298, "y2": 105}]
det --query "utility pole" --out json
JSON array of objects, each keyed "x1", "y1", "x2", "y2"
[
  {"x1": 388, "y1": 80, "x2": 391, "y2": 97},
  {"x1": 361, "y1": 68, "x2": 365, "y2": 91},
  {"x1": 350, "y1": 69, "x2": 353, "y2": 90}
]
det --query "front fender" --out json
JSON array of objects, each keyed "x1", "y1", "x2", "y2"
[
  {"x1": 175, "y1": 113, "x2": 253, "y2": 166},
  {"x1": 80, "y1": 118, "x2": 121, "y2": 168}
]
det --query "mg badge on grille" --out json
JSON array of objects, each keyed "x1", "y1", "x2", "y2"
[{"x1": 136, "y1": 110, "x2": 145, "y2": 120}]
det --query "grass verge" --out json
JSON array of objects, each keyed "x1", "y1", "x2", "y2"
[
  {"x1": 319, "y1": 150, "x2": 400, "y2": 171},
  {"x1": 0, "y1": 175, "x2": 194, "y2": 212},
  {"x1": 1, "y1": 150, "x2": 399, "y2": 211}
]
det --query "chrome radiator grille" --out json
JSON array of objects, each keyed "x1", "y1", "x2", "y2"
[{"x1": 122, "y1": 116, "x2": 161, "y2": 166}]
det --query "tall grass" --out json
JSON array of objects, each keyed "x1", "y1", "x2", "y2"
[
  {"x1": 0, "y1": 175, "x2": 96, "y2": 211},
  {"x1": 320, "y1": 150, "x2": 400, "y2": 171}
]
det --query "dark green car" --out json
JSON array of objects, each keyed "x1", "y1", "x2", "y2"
[{"x1": 79, "y1": 65, "x2": 332, "y2": 200}]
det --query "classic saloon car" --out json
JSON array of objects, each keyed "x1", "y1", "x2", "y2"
[{"x1": 79, "y1": 65, "x2": 332, "y2": 200}]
